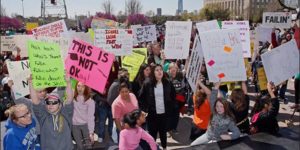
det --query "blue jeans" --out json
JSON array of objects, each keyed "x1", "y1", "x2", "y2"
[{"x1": 98, "y1": 103, "x2": 113, "y2": 139}]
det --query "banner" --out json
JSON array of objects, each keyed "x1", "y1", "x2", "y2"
[
  {"x1": 261, "y1": 39, "x2": 299, "y2": 86},
  {"x1": 91, "y1": 17, "x2": 119, "y2": 29},
  {"x1": 7, "y1": 60, "x2": 30, "y2": 99},
  {"x1": 94, "y1": 29, "x2": 133, "y2": 56},
  {"x1": 122, "y1": 49, "x2": 146, "y2": 81},
  {"x1": 26, "y1": 22, "x2": 38, "y2": 31},
  {"x1": 131, "y1": 25, "x2": 157, "y2": 43},
  {"x1": 186, "y1": 35, "x2": 204, "y2": 92},
  {"x1": 199, "y1": 28, "x2": 246, "y2": 82},
  {"x1": 222, "y1": 21, "x2": 251, "y2": 58},
  {"x1": 32, "y1": 20, "x2": 68, "y2": 37},
  {"x1": 1, "y1": 36, "x2": 17, "y2": 51},
  {"x1": 65, "y1": 38, "x2": 115, "y2": 93},
  {"x1": 196, "y1": 20, "x2": 220, "y2": 33},
  {"x1": 262, "y1": 12, "x2": 292, "y2": 28},
  {"x1": 257, "y1": 67, "x2": 268, "y2": 91},
  {"x1": 28, "y1": 40, "x2": 66, "y2": 88},
  {"x1": 164, "y1": 21, "x2": 192, "y2": 59}
]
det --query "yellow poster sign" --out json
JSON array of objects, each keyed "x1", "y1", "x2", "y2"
[
  {"x1": 26, "y1": 22, "x2": 39, "y2": 31},
  {"x1": 122, "y1": 49, "x2": 147, "y2": 81}
]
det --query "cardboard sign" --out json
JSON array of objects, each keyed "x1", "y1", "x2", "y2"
[
  {"x1": 28, "y1": 40, "x2": 66, "y2": 88},
  {"x1": 164, "y1": 21, "x2": 192, "y2": 59},
  {"x1": 32, "y1": 20, "x2": 68, "y2": 37},
  {"x1": 7, "y1": 60, "x2": 30, "y2": 99},
  {"x1": 186, "y1": 35, "x2": 204, "y2": 92},
  {"x1": 94, "y1": 29, "x2": 133, "y2": 56},
  {"x1": 65, "y1": 38, "x2": 115, "y2": 93},
  {"x1": 122, "y1": 49, "x2": 146, "y2": 81},
  {"x1": 257, "y1": 67, "x2": 268, "y2": 91},
  {"x1": 222, "y1": 21, "x2": 251, "y2": 58},
  {"x1": 131, "y1": 25, "x2": 157, "y2": 43},
  {"x1": 199, "y1": 28, "x2": 246, "y2": 82},
  {"x1": 196, "y1": 20, "x2": 220, "y2": 33},
  {"x1": 262, "y1": 12, "x2": 292, "y2": 28},
  {"x1": 1, "y1": 36, "x2": 17, "y2": 51},
  {"x1": 261, "y1": 39, "x2": 299, "y2": 86}
]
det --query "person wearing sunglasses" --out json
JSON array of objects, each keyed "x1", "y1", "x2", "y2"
[
  {"x1": 3, "y1": 103, "x2": 40, "y2": 150},
  {"x1": 29, "y1": 75, "x2": 74, "y2": 150}
]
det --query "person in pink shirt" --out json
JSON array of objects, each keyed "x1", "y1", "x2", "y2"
[
  {"x1": 119, "y1": 109, "x2": 157, "y2": 150},
  {"x1": 72, "y1": 82, "x2": 95, "y2": 150},
  {"x1": 112, "y1": 80, "x2": 138, "y2": 136}
]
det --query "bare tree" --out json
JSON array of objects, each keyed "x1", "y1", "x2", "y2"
[
  {"x1": 145, "y1": 10, "x2": 155, "y2": 17},
  {"x1": 126, "y1": 0, "x2": 142, "y2": 15},
  {"x1": 102, "y1": 0, "x2": 113, "y2": 14},
  {"x1": 1, "y1": 4, "x2": 7, "y2": 16}
]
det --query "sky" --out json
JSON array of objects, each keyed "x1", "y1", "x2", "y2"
[{"x1": 1, "y1": 0, "x2": 203, "y2": 19}]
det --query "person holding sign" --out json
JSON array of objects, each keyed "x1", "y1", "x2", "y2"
[
  {"x1": 147, "y1": 43, "x2": 166, "y2": 66},
  {"x1": 29, "y1": 74, "x2": 74, "y2": 150},
  {"x1": 72, "y1": 82, "x2": 95, "y2": 150},
  {"x1": 190, "y1": 81, "x2": 241, "y2": 146}
]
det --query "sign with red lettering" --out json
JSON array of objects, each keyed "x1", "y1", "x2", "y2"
[
  {"x1": 65, "y1": 38, "x2": 115, "y2": 93},
  {"x1": 32, "y1": 20, "x2": 68, "y2": 37},
  {"x1": 94, "y1": 29, "x2": 133, "y2": 56}
]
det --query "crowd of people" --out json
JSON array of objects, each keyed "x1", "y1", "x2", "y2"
[{"x1": 0, "y1": 21, "x2": 299, "y2": 150}]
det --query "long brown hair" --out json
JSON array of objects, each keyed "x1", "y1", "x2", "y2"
[
  {"x1": 74, "y1": 82, "x2": 91, "y2": 102},
  {"x1": 194, "y1": 86, "x2": 207, "y2": 109},
  {"x1": 230, "y1": 89, "x2": 247, "y2": 112},
  {"x1": 211, "y1": 98, "x2": 235, "y2": 124}
]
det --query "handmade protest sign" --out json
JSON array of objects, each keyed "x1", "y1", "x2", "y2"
[
  {"x1": 91, "y1": 17, "x2": 119, "y2": 29},
  {"x1": 222, "y1": 21, "x2": 251, "y2": 58},
  {"x1": 32, "y1": 20, "x2": 68, "y2": 37},
  {"x1": 61, "y1": 31, "x2": 93, "y2": 44},
  {"x1": 196, "y1": 20, "x2": 220, "y2": 33},
  {"x1": 257, "y1": 67, "x2": 268, "y2": 91},
  {"x1": 164, "y1": 21, "x2": 192, "y2": 59},
  {"x1": 94, "y1": 29, "x2": 133, "y2": 56},
  {"x1": 28, "y1": 40, "x2": 66, "y2": 88},
  {"x1": 7, "y1": 60, "x2": 30, "y2": 99},
  {"x1": 65, "y1": 38, "x2": 115, "y2": 93},
  {"x1": 1, "y1": 36, "x2": 17, "y2": 51},
  {"x1": 261, "y1": 39, "x2": 299, "y2": 86},
  {"x1": 262, "y1": 12, "x2": 292, "y2": 28},
  {"x1": 255, "y1": 26, "x2": 273, "y2": 43},
  {"x1": 26, "y1": 22, "x2": 38, "y2": 31},
  {"x1": 131, "y1": 25, "x2": 157, "y2": 43},
  {"x1": 13, "y1": 35, "x2": 34, "y2": 57},
  {"x1": 133, "y1": 48, "x2": 147, "y2": 63},
  {"x1": 122, "y1": 50, "x2": 146, "y2": 81},
  {"x1": 199, "y1": 28, "x2": 246, "y2": 82},
  {"x1": 186, "y1": 35, "x2": 204, "y2": 92}
]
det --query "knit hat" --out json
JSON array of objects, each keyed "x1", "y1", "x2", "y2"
[{"x1": 46, "y1": 92, "x2": 60, "y2": 101}]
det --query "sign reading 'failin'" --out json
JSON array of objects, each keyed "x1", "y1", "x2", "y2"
[{"x1": 262, "y1": 12, "x2": 292, "y2": 29}]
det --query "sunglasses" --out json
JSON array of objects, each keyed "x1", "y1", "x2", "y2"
[
  {"x1": 45, "y1": 100, "x2": 60, "y2": 105},
  {"x1": 17, "y1": 111, "x2": 31, "y2": 119}
]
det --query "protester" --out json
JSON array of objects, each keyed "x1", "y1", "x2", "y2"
[
  {"x1": 139, "y1": 64, "x2": 176, "y2": 149},
  {"x1": 132, "y1": 63, "x2": 151, "y2": 97},
  {"x1": 119, "y1": 109, "x2": 157, "y2": 150},
  {"x1": 3, "y1": 104, "x2": 40, "y2": 150},
  {"x1": 72, "y1": 82, "x2": 95, "y2": 149},
  {"x1": 147, "y1": 43, "x2": 166, "y2": 66}
]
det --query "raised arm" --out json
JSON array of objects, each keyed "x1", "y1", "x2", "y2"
[
  {"x1": 28, "y1": 75, "x2": 40, "y2": 105},
  {"x1": 209, "y1": 81, "x2": 221, "y2": 114},
  {"x1": 197, "y1": 80, "x2": 211, "y2": 96},
  {"x1": 241, "y1": 81, "x2": 248, "y2": 95},
  {"x1": 267, "y1": 82, "x2": 276, "y2": 98},
  {"x1": 65, "y1": 74, "x2": 73, "y2": 104}
]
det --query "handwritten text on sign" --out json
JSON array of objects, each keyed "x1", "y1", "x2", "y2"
[
  {"x1": 94, "y1": 29, "x2": 133, "y2": 56},
  {"x1": 1, "y1": 36, "x2": 17, "y2": 51},
  {"x1": 28, "y1": 40, "x2": 66, "y2": 88},
  {"x1": 7, "y1": 60, "x2": 30, "y2": 99},
  {"x1": 131, "y1": 25, "x2": 157, "y2": 43},
  {"x1": 186, "y1": 35, "x2": 204, "y2": 92},
  {"x1": 199, "y1": 29, "x2": 246, "y2": 82},
  {"x1": 262, "y1": 12, "x2": 292, "y2": 28},
  {"x1": 32, "y1": 20, "x2": 68, "y2": 37},
  {"x1": 164, "y1": 21, "x2": 192, "y2": 59},
  {"x1": 222, "y1": 21, "x2": 251, "y2": 58},
  {"x1": 65, "y1": 39, "x2": 115, "y2": 93},
  {"x1": 196, "y1": 20, "x2": 220, "y2": 33}
]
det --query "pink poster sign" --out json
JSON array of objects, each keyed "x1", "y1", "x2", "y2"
[{"x1": 65, "y1": 38, "x2": 115, "y2": 93}]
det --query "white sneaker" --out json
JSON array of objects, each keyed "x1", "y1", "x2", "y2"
[{"x1": 98, "y1": 138, "x2": 103, "y2": 143}]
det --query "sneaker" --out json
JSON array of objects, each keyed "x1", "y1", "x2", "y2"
[
  {"x1": 167, "y1": 132, "x2": 171, "y2": 137},
  {"x1": 98, "y1": 138, "x2": 103, "y2": 143}
]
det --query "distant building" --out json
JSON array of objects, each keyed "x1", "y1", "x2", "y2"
[
  {"x1": 157, "y1": 8, "x2": 162, "y2": 16},
  {"x1": 203, "y1": 0, "x2": 283, "y2": 20},
  {"x1": 178, "y1": 0, "x2": 183, "y2": 15}
]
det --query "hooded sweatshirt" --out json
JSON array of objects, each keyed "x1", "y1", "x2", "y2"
[{"x1": 3, "y1": 118, "x2": 40, "y2": 150}]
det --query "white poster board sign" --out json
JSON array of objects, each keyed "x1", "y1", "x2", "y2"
[
  {"x1": 222, "y1": 21, "x2": 251, "y2": 58},
  {"x1": 164, "y1": 21, "x2": 192, "y2": 59},
  {"x1": 186, "y1": 35, "x2": 204, "y2": 92},
  {"x1": 199, "y1": 28, "x2": 246, "y2": 82},
  {"x1": 94, "y1": 29, "x2": 133, "y2": 56},
  {"x1": 196, "y1": 20, "x2": 220, "y2": 33},
  {"x1": 32, "y1": 19, "x2": 68, "y2": 37},
  {"x1": 13, "y1": 35, "x2": 35, "y2": 57},
  {"x1": 7, "y1": 60, "x2": 30, "y2": 99},
  {"x1": 262, "y1": 12, "x2": 292, "y2": 28},
  {"x1": 61, "y1": 31, "x2": 93, "y2": 44},
  {"x1": 1, "y1": 36, "x2": 17, "y2": 51},
  {"x1": 255, "y1": 26, "x2": 273, "y2": 43},
  {"x1": 131, "y1": 25, "x2": 157, "y2": 43},
  {"x1": 261, "y1": 39, "x2": 299, "y2": 86}
]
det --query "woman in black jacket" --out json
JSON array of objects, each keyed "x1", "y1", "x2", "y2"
[{"x1": 139, "y1": 64, "x2": 175, "y2": 150}]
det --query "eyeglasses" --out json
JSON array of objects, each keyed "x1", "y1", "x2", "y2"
[
  {"x1": 17, "y1": 111, "x2": 31, "y2": 119},
  {"x1": 45, "y1": 100, "x2": 60, "y2": 105}
]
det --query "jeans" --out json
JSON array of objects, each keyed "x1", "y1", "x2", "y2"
[{"x1": 98, "y1": 103, "x2": 113, "y2": 139}]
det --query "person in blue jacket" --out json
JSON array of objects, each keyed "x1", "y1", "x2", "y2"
[{"x1": 3, "y1": 103, "x2": 40, "y2": 150}]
